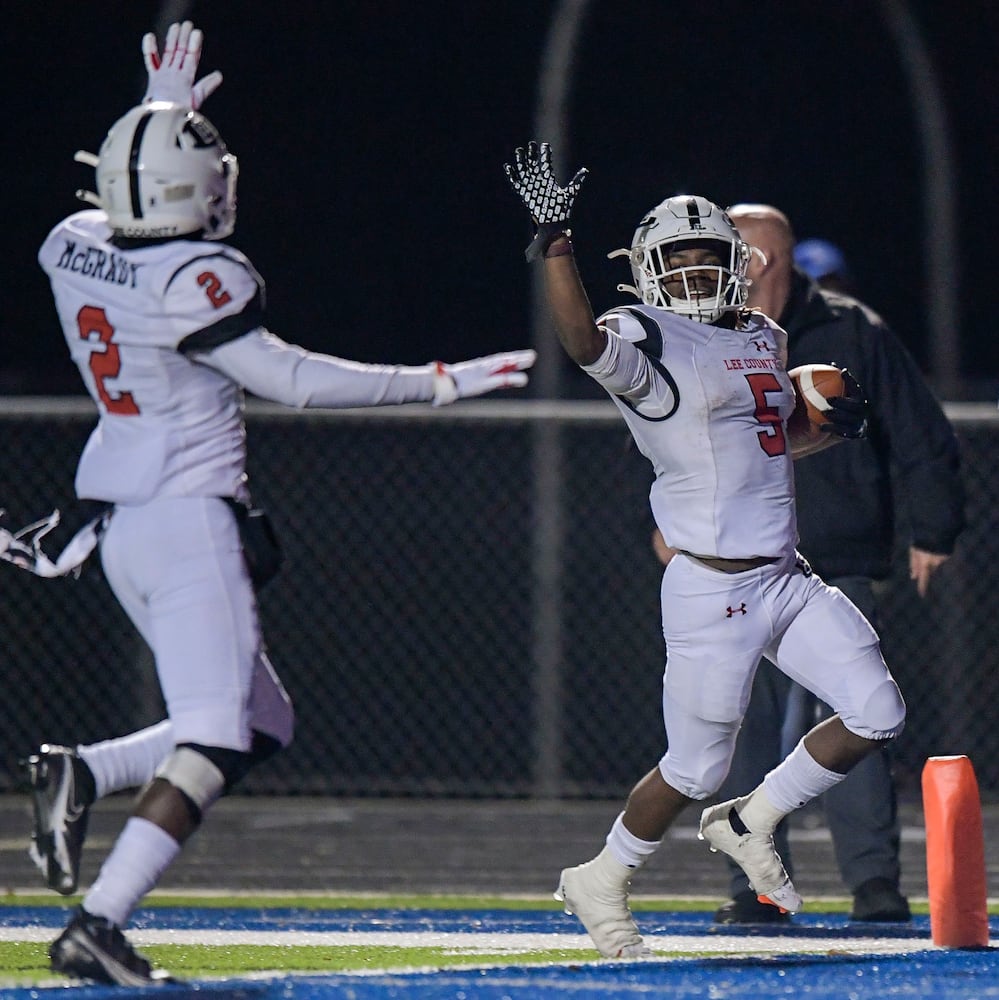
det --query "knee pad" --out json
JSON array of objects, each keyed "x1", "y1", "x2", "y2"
[
  {"x1": 849, "y1": 677, "x2": 906, "y2": 740},
  {"x1": 658, "y1": 739, "x2": 735, "y2": 801},
  {"x1": 155, "y1": 746, "x2": 228, "y2": 814},
  {"x1": 155, "y1": 735, "x2": 284, "y2": 815}
]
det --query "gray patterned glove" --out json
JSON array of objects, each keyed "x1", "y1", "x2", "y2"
[{"x1": 504, "y1": 141, "x2": 588, "y2": 261}]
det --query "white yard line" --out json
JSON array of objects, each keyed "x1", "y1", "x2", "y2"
[{"x1": 0, "y1": 926, "x2": 933, "y2": 956}]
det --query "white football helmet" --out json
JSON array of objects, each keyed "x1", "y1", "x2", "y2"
[
  {"x1": 88, "y1": 102, "x2": 238, "y2": 240},
  {"x1": 609, "y1": 195, "x2": 752, "y2": 322}
]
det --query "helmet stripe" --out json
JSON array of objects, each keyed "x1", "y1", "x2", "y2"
[
  {"x1": 685, "y1": 198, "x2": 702, "y2": 229},
  {"x1": 127, "y1": 110, "x2": 155, "y2": 220}
]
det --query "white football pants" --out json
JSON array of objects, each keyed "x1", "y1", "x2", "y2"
[
  {"x1": 657, "y1": 551, "x2": 904, "y2": 800},
  {"x1": 99, "y1": 495, "x2": 294, "y2": 751}
]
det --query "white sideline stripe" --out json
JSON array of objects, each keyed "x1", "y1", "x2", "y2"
[{"x1": 0, "y1": 926, "x2": 931, "y2": 955}]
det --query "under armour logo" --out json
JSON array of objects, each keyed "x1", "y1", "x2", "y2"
[
  {"x1": 750, "y1": 340, "x2": 768, "y2": 353},
  {"x1": 726, "y1": 603, "x2": 747, "y2": 617}
]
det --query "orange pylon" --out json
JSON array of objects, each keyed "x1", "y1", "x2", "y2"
[{"x1": 921, "y1": 755, "x2": 989, "y2": 947}]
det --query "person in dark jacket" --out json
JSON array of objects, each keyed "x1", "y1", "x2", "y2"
[
  {"x1": 711, "y1": 204, "x2": 965, "y2": 924},
  {"x1": 793, "y1": 237, "x2": 856, "y2": 296}
]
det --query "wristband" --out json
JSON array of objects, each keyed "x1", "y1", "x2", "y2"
[
  {"x1": 525, "y1": 222, "x2": 572, "y2": 262},
  {"x1": 544, "y1": 235, "x2": 574, "y2": 258},
  {"x1": 431, "y1": 361, "x2": 459, "y2": 406}
]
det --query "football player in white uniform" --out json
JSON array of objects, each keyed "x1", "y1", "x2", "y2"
[
  {"x1": 6, "y1": 24, "x2": 535, "y2": 986},
  {"x1": 505, "y1": 142, "x2": 905, "y2": 958}
]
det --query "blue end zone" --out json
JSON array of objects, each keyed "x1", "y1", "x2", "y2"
[
  {"x1": 231, "y1": 954, "x2": 999, "y2": 1000},
  {"x1": 4, "y1": 907, "x2": 998, "y2": 999},
  {"x1": 7, "y1": 952, "x2": 999, "y2": 1000}
]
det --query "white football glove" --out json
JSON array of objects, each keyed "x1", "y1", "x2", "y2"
[
  {"x1": 0, "y1": 524, "x2": 13, "y2": 559},
  {"x1": 0, "y1": 505, "x2": 110, "y2": 578},
  {"x1": 431, "y1": 350, "x2": 537, "y2": 406},
  {"x1": 142, "y1": 20, "x2": 222, "y2": 109}
]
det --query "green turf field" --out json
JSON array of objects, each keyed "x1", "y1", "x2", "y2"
[{"x1": 0, "y1": 891, "x2": 942, "y2": 986}]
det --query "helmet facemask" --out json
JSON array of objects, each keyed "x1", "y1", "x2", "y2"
[{"x1": 609, "y1": 196, "x2": 751, "y2": 322}]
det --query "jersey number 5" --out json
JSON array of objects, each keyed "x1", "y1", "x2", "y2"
[
  {"x1": 746, "y1": 372, "x2": 786, "y2": 456},
  {"x1": 78, "y1": 305, "x2": 140, "y2": 416}
]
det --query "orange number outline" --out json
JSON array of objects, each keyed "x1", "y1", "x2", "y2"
[{"x1": 77, "y1": 305, "x2": 140, "y2": 416}]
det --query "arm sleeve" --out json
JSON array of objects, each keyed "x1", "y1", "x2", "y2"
[
  {"x1": 865, "y1": 311, "x2": 966, "y2": 554},
  {"x1": 582, "y1": 328, "x2": 653, "y2": 397},
  {"x1": 196, "y1": 328, "x2": 438, "y2": 408},
  {"x1": 583, "y1": 311, "x2": 660, "y2": 399},
  {"x1": 583, "y1": 311, "x2": 682, "y2": 422}
]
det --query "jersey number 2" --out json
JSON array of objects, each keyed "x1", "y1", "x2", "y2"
[
  {"x1": 746, "y1": 372, "x2": 786, "y2": 456},
  {"x1": 78, "y1": 306, "x2": 140, "y2": 415},
  {"x1": 198, "y1": 271, "x2": 232, "y2": 308}
]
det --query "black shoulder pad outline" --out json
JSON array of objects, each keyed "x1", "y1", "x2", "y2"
[
  {"x1": 613, "y1": 307, "x2": 680, "y2": 422},
  {"x1": 163, "y1": 250, "x2": 267, "y2": 355},
  {"x1": 178, "y1": 286, "x2": 265, "y2": 355},
  {"x1": 620, "y1": 307, "x2": 664, "y2": 360}
]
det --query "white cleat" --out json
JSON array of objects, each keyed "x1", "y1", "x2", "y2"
[
  {"x1": 698, "y1": 798, "x2": 803, "y2": 914},
  {"x1": 554, "y1": 846, "x2": 652, "y2": 958}
]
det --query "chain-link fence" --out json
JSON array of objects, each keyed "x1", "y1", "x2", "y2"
[{"x1": 1, "y1": 398, "x2": 996, "y2": 801}]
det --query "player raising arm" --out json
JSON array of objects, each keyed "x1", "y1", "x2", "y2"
[
  {"x1": 2, "y1": 23, "x2": 533, "y2": 987},
  {"x1": 505, "y1": 141, "x2": 902, "y2": 959}
]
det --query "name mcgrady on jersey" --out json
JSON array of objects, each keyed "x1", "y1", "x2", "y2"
[{"x1": 54, "y1": 239, "x2": 141, "y2": 287}]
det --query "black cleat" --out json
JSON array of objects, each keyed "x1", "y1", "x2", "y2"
[
  {"x1": 849, "y1": 877, "x2": 912, "y2": 922},
  {"x1": 714, "y1": 889, "x2": 792, "y2": 925},
  {"x1": 21, "y1": 744, "x2": 95, "y2": 894},
  {"x1": 49, "y1": 906, "x2": 173, "y2": 985}
]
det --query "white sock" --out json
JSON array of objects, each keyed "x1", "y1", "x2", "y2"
[
  {"x1": 78, "y1": 721, "x2": 174, "y2": 799},
  {"x1": 733, "y1": 785, "x2": 785, "y2": 834},
  {"x1": 605, "y1": 812, "x2": 661, "y2": 869},
  {"x1": 759, "y1": 738, "x2": 845, "y2": 817},
  {"x1": 82, "y1": 817, "x2": 180, "y2": 927}
]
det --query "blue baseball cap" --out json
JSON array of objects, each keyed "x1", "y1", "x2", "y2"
[{"x1": 793, "y1": 238, "x2": 849, "y2": 281}]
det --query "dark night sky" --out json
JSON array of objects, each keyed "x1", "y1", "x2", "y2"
[{"x1": 5, "y1": 1, "x2": 997, "y2": 398}]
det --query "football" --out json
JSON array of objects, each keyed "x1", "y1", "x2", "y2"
[{"x1": 787, "y1": 364, "x2": 845, "y2": 445}]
